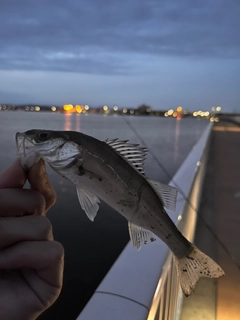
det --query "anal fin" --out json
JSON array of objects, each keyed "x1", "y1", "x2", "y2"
[{"x1": 128, "y1": 222, "x2": 156, "y2": 251}]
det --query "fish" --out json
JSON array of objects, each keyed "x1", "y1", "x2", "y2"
[{"x1": 15, "y1": 129, "x2": 224, "y2": 296}]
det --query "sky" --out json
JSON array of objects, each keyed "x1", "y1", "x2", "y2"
[{"x1": 0, "y1": 0, "x2": 239, "y2": 111}]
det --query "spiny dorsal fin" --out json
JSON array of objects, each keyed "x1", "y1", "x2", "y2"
[
  {"x1": 105, "y1": 138, "x2": 148, "y2": 175},
  {"x1": 148, "y1": 179, "x2": 178, "y2": 211},
  {"x1": 128, "y1": 222, "x2": 156, "y2": 251}
]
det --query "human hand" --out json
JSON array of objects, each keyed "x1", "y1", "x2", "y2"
[{"x1": 0, "y1": 159, "x2": 64, "y2": 320}]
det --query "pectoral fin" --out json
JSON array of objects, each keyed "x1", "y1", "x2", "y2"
[
  {"x1": 128, "y1": 222, "x2": 156, "y2": 251},
  {"x1": 148, "y1": 179, "x2": 178, "y2": 211},
  {"x1": 76, "y1": 186, "x2": 100, "y2": 221}
]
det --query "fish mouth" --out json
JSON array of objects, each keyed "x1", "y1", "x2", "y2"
[
  {"x1": 16, "y1": 132, "x2": 34, "y2": 157},
  {"x1": 15, "y1": 132, "x2": 71, "y2": 169},
  {"x1": 16, "y1": 132, "x2": 44, "y2": 169}
]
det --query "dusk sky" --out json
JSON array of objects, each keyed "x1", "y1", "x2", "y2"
[{"x1": 0, "y1": 0, "x2": 239, "y2": 111}]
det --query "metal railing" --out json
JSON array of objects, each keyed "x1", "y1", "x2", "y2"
[
  {"x1": 77, "y1": 123, "x2": 212, "y2": 320},
  {"x1": 147, "y1": 124, "x2": 211, "y2": 320}
]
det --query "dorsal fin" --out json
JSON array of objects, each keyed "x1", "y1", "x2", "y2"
[
  {"x1": 105, "y1": 138, "x2": 148, "y2": 175},
  {"x1": 148, "y1": 179, "x2": 178, "y2": 211}
]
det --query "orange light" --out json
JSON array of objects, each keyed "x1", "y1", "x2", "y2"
[
  {"x1": 63, "y1": 104, "x2": 73, "y2": 111},
  {"x1": 75, "y1": 105, "x2": 84, "y2": 113},
  {"x1": 177, "y1": 106, "x2": 182, "y2": 112}
]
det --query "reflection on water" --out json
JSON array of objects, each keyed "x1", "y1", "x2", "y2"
[
  {"x1": 64, "y1": 113, "x2": 81, "y2": 132},
  {"x1": 64, "y1": 113, "x2": 72, "y2": 131},
  {"x1": 75, "y1": 114, "x2": 81, "y2": 132},
  {"x1": 174, "y1": 118, "x2": 180, "y2": 163}
]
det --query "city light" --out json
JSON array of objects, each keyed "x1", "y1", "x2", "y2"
[
  {"x1": 76, "y1": 105, "x2": 84, "y2": 113},
  {"x1": 0, "y1": 102, "x2": 224, "y2": 121},
  {"x1": 177, "y1": 106, "x2": 182, "y2": 112},
  {"x1": 103, "y1": 105, "x2": 108, "y2": 111},
  {"x1": 63, "y1": 104, "x2": 73, "y2": 111},
  {"x1": 210, "y1": 117, "x2": 219, "y2": 122}
]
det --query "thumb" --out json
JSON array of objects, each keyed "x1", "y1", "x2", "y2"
[
  {"x1": 27, "y1": 159, "x2": 56, "y2": 212},
  {"x1": 0, "y1": 159, "x2": 27, "y2": 189}
]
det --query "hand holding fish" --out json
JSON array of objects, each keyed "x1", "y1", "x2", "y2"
[{"x1": 0, "y1": 159, "x2": 64, "y2": 320}]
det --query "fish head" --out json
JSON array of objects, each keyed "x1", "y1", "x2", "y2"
[{"x1": 16, "y1": 129, "x2": 82, "y2": 170}]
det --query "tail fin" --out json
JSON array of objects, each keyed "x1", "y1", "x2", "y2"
[{"x1": 174, "y1": 245, "x2": 224, "y2": 296}]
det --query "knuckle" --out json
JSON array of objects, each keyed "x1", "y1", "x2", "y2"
[
  {"x1": 49, "y1": 241, "x2": 65, "y2": 261},
  {"x1": 34, "y1": 215, "x2": 53, "y2": 238},
  {"x1": 47, "y1": 188, "x2": 57, "y2": 208},
  {"x1": 33, "y1": 192, "x2": 46, "y2": 215}
]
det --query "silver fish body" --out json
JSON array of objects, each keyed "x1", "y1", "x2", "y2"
[{"x1": 16, "y1": 129, "x2": 224, "y2": 296}]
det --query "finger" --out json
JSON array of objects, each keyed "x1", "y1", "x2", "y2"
[
  {"x1": 0, "y1": 215, "x2": 53, "y2": 249},
  {"x1": 27, "y1": 159, "x2": 56, "y2": 213},
  {"x1": 0, "y1": 159, "x2": 27, "y2": 189},
  {"x1": 0, "y1": 241, "x2": 64, "y2": 288},
  {"x1": 0, "y1": 188, "x2": 46, "y2": 217}
]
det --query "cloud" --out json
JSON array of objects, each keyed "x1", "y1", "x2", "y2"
[
  {"x1": 0, "y1": 0, "x2": 239, "y2": 75},
  {"x1": 0, "y1": 90, "x2": 30, "y2": 103}
]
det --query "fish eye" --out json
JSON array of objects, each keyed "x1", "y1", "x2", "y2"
[{"x1": 38, "y1": 131, "x2": 49, "y2": 140}]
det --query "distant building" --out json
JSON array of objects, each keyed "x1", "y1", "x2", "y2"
[{"x1": 137, "y1": 104, "x2": 152, "y2": 115}]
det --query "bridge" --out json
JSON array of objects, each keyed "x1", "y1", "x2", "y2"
[{"x1": 76, "y1": 120, "x2": 240, "y2": 320}]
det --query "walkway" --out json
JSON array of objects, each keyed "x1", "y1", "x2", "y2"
[{"x1": 180, "y1": 121, "x2": 240, "y2": 320}]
